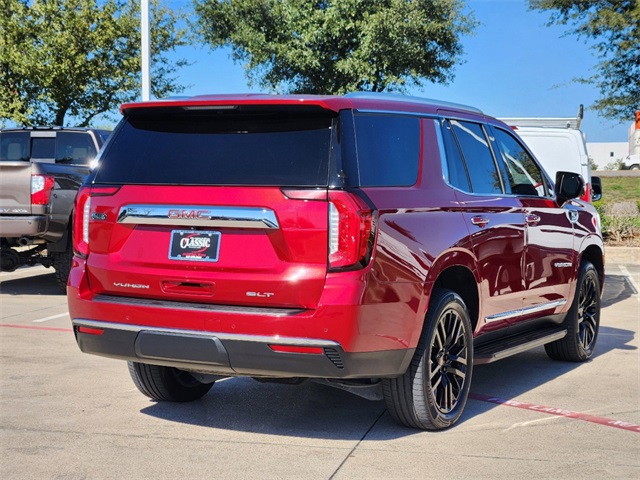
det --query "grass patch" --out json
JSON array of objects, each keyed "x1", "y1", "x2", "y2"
[
  {"x1": 595, "y1": 177, "x2": 640, "y2": 246},
  {"x1": 598, "y1": 177, "x2": 640, "y2": 205}
]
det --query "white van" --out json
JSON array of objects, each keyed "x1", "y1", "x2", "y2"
[{"x1": 500, "y1": 106, "x2": 601, "y2": 202}]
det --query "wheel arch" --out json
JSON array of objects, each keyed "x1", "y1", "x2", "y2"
[
  {"x1": 424, "y1": 250, "x2": 480, "y2": 335},
  {"x1": 579, "y1": 243, "x2": 604, "y2": 294}
]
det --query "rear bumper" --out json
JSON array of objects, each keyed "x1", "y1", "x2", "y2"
[
  {"x1": 0, "y1": 215, "x2": 47, "y2": 238},
  {"x1": 72, "y1": 319, "x2": 414, "y2": 379}
]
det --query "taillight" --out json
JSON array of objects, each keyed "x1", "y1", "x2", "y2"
[
  {"x1": 31, "y1": 175, "x2": 55, "y2": 205},
  {"x1": 328, "y1": 191, "x2": 375, "y2": 270},
  {"x1": 581, "y1": 182, "x2": 591, "y2": 202},
  {"x1": 73, "y1": 185, "x2": 120, "y2": 258}
]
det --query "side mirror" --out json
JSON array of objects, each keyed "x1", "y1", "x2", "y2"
[
  {"x1": 591, "y1": 176, "x2": 603, "y2": 202},
  {"x1": 555, "y1": 171, "x2": 585, "y2": 204}
]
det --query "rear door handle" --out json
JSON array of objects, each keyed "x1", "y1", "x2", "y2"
[
  {"x1": 471, "y1": 216, "x2": 490, "y2": 227},
  {"x1": 526, "y1": 214, "x2": 541, "y2": 225}
]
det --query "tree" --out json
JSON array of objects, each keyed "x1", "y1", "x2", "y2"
[
  {"x1": 529, "y1": 0, "x2": 640, "y2": 122},
  {"x1": 194, "y1": 0, "x2": 477, "y2": 95},
  {"x1": 0, "y1": 0, "x2": 188, "y2": 127}
]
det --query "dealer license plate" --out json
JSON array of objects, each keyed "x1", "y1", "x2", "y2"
[{"x1": 169, "y1": 230, "x2": 221, "y2": 262}]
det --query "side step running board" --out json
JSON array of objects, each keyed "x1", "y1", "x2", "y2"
[{"x1": 474, "y1": 328, "x2": 567, "y2": 365}]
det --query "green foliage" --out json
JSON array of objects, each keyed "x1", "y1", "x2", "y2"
[
  {"x1": 194, "y1": 0, "x2": 477, "y2": 94},
  {"x1": 528, "y1": 0, "x2": 640, "y2": 122},
  {"x1": 599, "y1": 201, "x2": 640, "y2": 243},
  {"x1": 594, "y1": 176, "x2": 640, "y2": 244},
  {"x1": 0, "y1": 0, "x2": 188, "y2": 127}
]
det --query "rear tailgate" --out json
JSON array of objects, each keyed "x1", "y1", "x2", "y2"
[
  {"x1": 83, "y1": 105, "x2": 336, "y2": 309},
  {"x1": 85, "y1": 185, "x2": 329, "y2": 308},
  {"x1": 1, "y1": 131, "x2": 33, "y2": 215},
  {"x1": 0, "y1": 161, "x2": 33, "y2": 214}
]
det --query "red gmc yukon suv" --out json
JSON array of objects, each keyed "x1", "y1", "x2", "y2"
[{"x1": 68, "y1": 93, "x2": 604, "y2": 430}]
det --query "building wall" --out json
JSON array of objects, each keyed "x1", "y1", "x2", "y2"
[{"x1": 587, "y1": 142, "x2": 628, "y2": 169}]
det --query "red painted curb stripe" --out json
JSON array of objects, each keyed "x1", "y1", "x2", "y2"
[
  {"x1": 0, "y1": 323, "x2": 73, "y2": 333},
  {"x1": 470, "y1": 393, "x2": 640, "y2": 433}
]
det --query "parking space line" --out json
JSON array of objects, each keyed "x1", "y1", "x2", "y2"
[
  {"x1": 33, "y1": 312, "x2": 69, "y2": 323},
  {"x1": 618, "y1": 265, "x2": 639, "y2": 300},
  {"x1": 0, "y1": 323, "x2": 73, "y2": 333},
  {"x1": 470, "y1": 393, "x2": 640, "y2": 433}
]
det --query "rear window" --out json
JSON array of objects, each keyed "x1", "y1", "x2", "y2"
[
  {"x1": 55, "y1": 132, "x2": 98, "y2": 165},
  {"x1": 95, "y1": 110, "x2": 335, "y2": 186},
  {"x1": 0, "y1": 131, "x2": 97, "y2": 164},
  {"x1": 0, "y1": 132, "x2": 30, "y2": 161}
]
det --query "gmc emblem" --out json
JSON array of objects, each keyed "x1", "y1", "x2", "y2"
[{"x1": 168, "y1": 209, "x2": 210, "y2": 219}]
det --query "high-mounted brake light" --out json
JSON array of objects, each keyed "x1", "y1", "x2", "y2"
[
  {"x1": 31, "y1": 175, "x2": 55, "y2": 205},
  {"x1": 328, "y1": 191, "x2": 375, "y2": 270},
  {"x1": 72, "y1": 186, "x2": 120, "y2": 258}
]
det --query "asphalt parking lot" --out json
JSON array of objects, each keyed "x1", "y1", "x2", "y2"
[{"x1": 1, "y1": 263, "x2": 638, "y2": 479}]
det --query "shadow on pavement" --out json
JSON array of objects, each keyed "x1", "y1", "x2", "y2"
[
  {"x1": 139, "y1": 273, "x2": 637, "y2": 437},
  {"x1": 140, "y1": 319, "x2": 635, "y2": 438},
  {"x1": 601, "y1": 273, "x2": 637, "y2": 308},
  {"x1": 141, "y1": 377, "x2": 398, "y2": 440},
  {"x1": 0, "y1": 271, "x2": 61, "y2": 296}
]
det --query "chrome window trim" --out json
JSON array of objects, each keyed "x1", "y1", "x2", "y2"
[
  {"x1": 73, "y1": 319, "x2": 340, "y2": 348},
  {"x1": 485, "y1": 299, "x2": 567, "y2": 323},
  {"x1": 353, "y1": 109, "x2": 439, "y2": 119},
  {"x1": 116, "y1": 204, "x2": 279, "y2": 229}
]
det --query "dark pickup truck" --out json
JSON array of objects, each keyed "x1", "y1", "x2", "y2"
[{"x1": 0, "y1": 127, "x2": 110, "y2": 291}]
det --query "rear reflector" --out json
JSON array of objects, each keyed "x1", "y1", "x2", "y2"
[
  {"x1": 269, "y1": 345, "x2": 324, "y2": 355},
  {"x1": 77, "y1": 326, "x2": 104, "y2": 336}
]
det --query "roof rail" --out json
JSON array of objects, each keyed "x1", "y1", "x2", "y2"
[
  {"x1": 344, "y1": 92, "x2": 483, "y2": 114},
  {"x1": 500, "y1": 104, "x2": 583, "y2": 130}
]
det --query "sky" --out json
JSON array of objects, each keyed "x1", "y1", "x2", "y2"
[{"x1": 164, "y1": 0, "x2": 633, "y2": 144}]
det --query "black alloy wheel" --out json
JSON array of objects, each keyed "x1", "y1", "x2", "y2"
[
  {"x1": 383, "y1": 288, "x2": 473, "y2": 430},
  {"x1": 545, "y1": 261, "x2": 601, "y2": 362}
]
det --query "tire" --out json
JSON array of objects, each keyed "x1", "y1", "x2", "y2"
[
  {"x1": 630, "y1": 164, "x2": 640, "y2": 171},
  {"x1": 545, "y1": 261, "x2": 601, "y2": 362},
  {"x1": 128, "y1": 362, "x2": 214, "y2": 402},
  {"x1": 382, "y1": 289, "x2": 473, "y2": 430},
  {"x1": 53, "y1": 244, "x2": 73, "y2": 294}
]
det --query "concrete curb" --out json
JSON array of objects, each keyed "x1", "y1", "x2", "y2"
[{"x1": 605, "y1": 246, "x2": 640, "y2": 265}]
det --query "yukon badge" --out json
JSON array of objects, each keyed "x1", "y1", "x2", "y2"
[
  {"x1": 113, "y1": 282, "x2": 150, "y2": 289},
  {"x1": 553, "y1": 262, "x2": 572, "y2": 268}
]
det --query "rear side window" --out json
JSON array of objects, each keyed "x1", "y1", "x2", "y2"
[
  {"x1": 450, "y1": 120, "x2": 503, "y2": 194},
  {"x1": 353, "y1": 114, "x2": 420, "y2": 187},
  {"x1": 55, "y1": 132, "x2": 97, "y2": 165},
  {"x1": 95, "y1": 111, "x2": 334, "y2": 186},
  {"x1": 493, "y1": 128, "x2": 547, "y2": 197},
  {"x1": 441, "y1": 120, "x2": 470, "y2": 191},
  {"x1": 0, "y1": 132, "x2": 30, "y2": 161}
]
